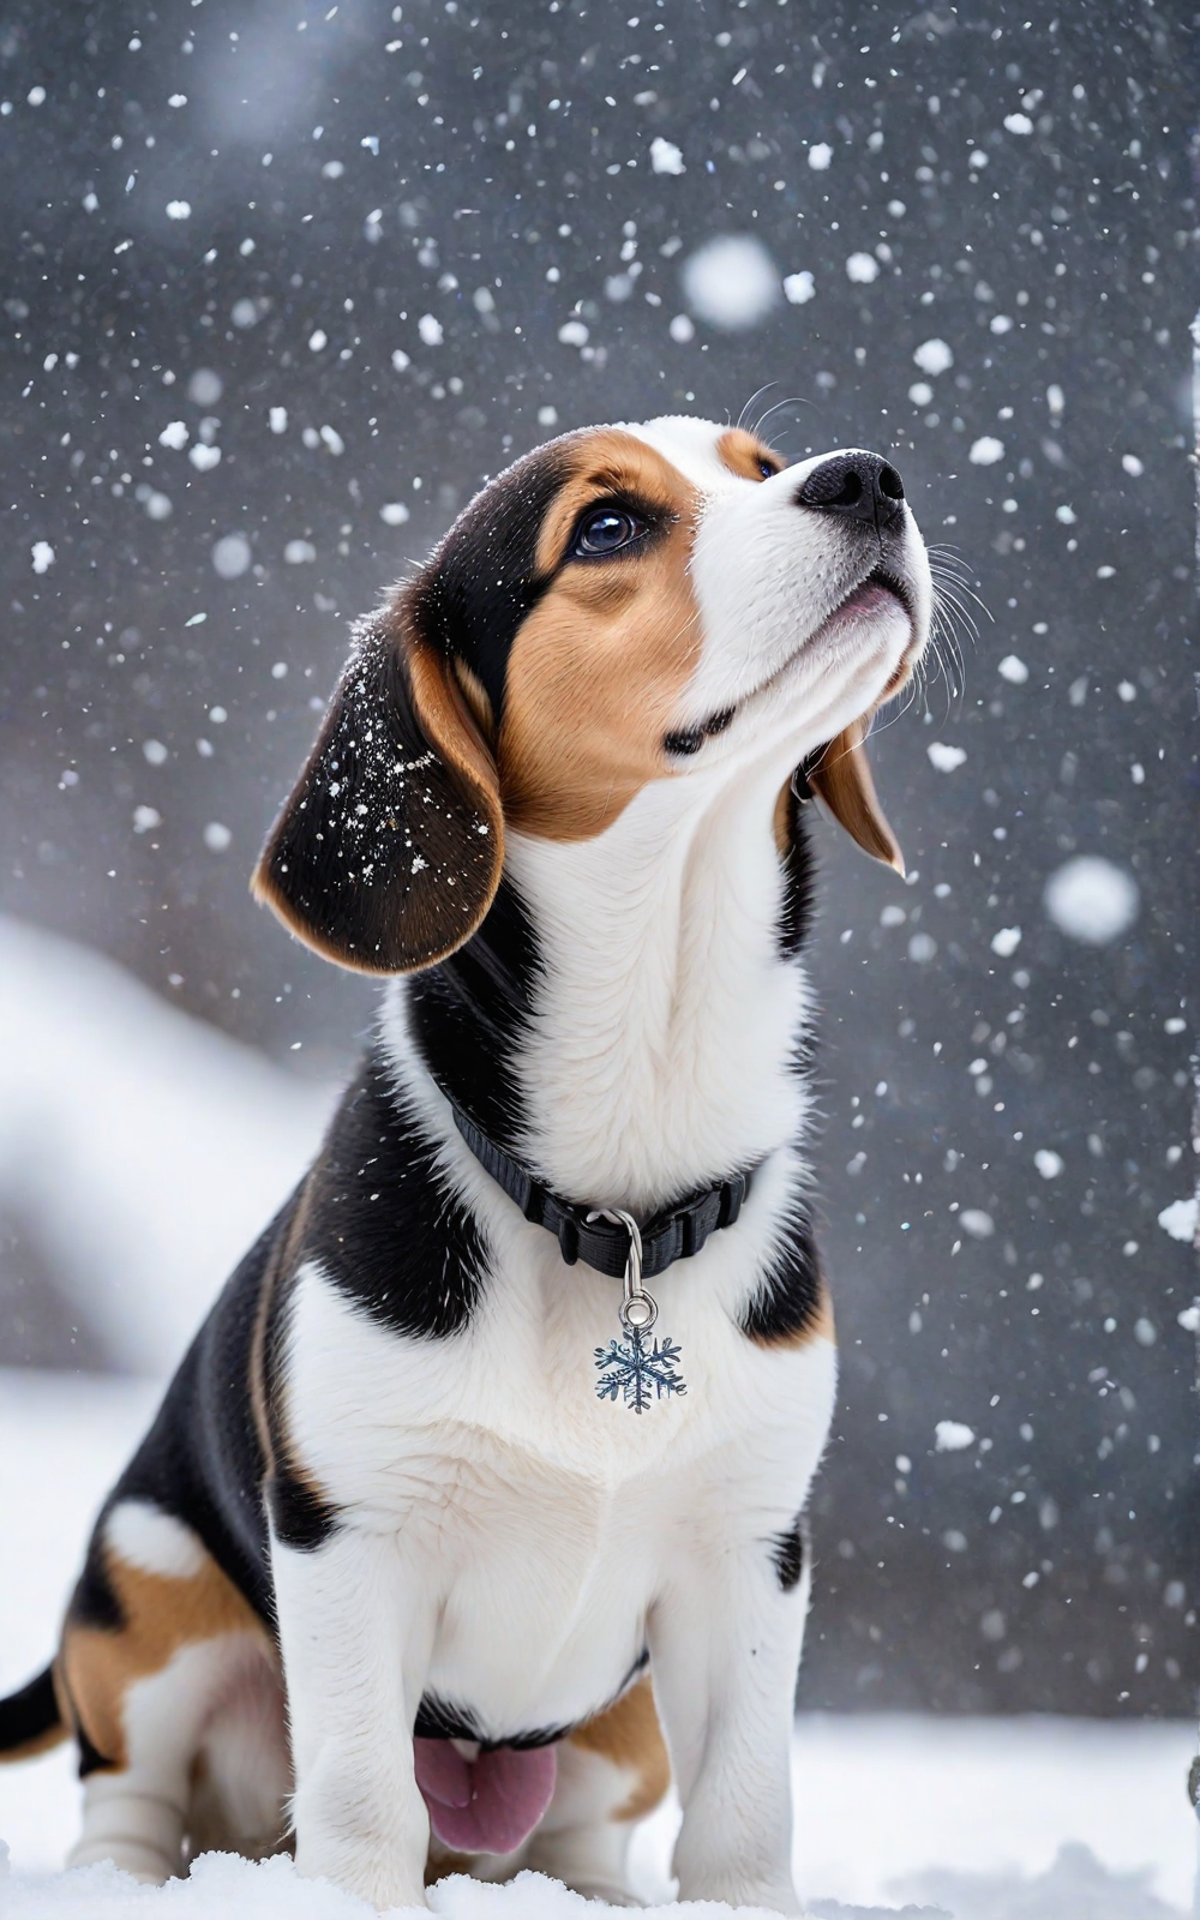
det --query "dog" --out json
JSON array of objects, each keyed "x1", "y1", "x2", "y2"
[{"x1": 0, "y1": 416, "x2": 930, "y2": 1913}]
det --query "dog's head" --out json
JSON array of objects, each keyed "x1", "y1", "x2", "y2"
[{"x1": 253, "y1": 416, "x2": 932, "y2": 972}]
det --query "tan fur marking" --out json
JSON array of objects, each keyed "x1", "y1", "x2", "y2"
[
  {"x1": 249, "y1": 1179, "x2": 312, "y2": 1474},
  {"x1": 60, "y1": 1542, "x2": 268, "y2": 1772},
  {"x1": 406, "y1": 625, "x2": 504, "y2": 839},
  {"x1": 773, "y1": 776, "x2": 793, "y2": 859},
  {"x1": 716, "y1": 427, "x2": 784, "y2": 483},
  {"x1": 499, "y1": 432, "x2": 703, "y2": 840},
  {"x1": 568, "y1": 1674, "x2": 671, "y2": 1822},
  {"x1": 451, "y1": 657, "x2": 496, "y2": 741},
  {"x1": 809, "y1": 720, "x2": 904, "y2": 874}
]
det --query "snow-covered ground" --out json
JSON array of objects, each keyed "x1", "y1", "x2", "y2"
[
  {"x1": 0, "y1": 916, "x2": 334, "y2": 1373},
  {"x1": 0, "y1": 1367, "x2": 1193, "y2": 1919}
]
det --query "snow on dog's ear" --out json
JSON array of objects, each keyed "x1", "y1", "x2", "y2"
[
  {"x1": 252, "y1": 591, "x2": 503, "y2": 973},
  {"x1": 806, "y1": 717, "x2": 905, "y2": 876}
]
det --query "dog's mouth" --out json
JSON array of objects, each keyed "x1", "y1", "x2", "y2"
[
  {"x1": 817, "y1": 565, "x2": 913, "y2": 637},
  {"x1": 668, "y1": 567, "x2": 917, "y2": 756},
  {"x1": 757, "y1": 566, "x2": 914, "y2": 693}
]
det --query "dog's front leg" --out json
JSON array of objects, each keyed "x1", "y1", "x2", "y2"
[
  {"x1": 649, "y1": 1551, "x2": 809, "y2": 1916},
  {"x1": 272, "y1": 1524, "x2": 435, "y2": 1911}
]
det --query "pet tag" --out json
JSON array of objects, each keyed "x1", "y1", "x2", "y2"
[{"x1": 589, "y1": 1208, "x2": 687, "y2": 1414}]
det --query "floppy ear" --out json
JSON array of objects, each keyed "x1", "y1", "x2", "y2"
[
  {"x1": 252, "y1": 593, "x2": 504, "y2": 973},
  {"x1": 805, "y1": 717, "x2": 905, "y2": 876}
]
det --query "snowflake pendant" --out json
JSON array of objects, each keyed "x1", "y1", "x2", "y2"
[{"x1": 595, "y1": 1327, "x2": 688, "y2": 1414}]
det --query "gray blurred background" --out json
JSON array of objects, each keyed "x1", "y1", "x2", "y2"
[{"x1": 0, "y1": 0, "x2": 1197, "y2": 1717}]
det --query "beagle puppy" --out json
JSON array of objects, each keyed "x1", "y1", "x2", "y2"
[{"x1": 0, "y1": 417, "x2": 930, "y2": 1913}]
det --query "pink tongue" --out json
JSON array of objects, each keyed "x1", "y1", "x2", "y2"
[{"x1": 414, "y1": 1737, "x2": 558, "y2": 1855}]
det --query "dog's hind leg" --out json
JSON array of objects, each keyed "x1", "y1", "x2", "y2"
[
  {"x1": 520, "y1": 1676, "x2": 670, "y2": 1906},
  {"x1": 68, "y1": 1633, "x2": 269, "y2": 1880},
  {"x1": 60, "y1": 1500, "x2": 272, "y2": 1882}
]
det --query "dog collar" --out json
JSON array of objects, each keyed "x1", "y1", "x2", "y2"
[
  {"x1": 447, "y1": 1100, "x2": 760, "y2": 1413},
  {"x1": 448, "y1": 1100, "x2": 758, "y2": 1282}
]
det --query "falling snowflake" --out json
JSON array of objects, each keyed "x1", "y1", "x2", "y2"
[{"x1": 595, "y1": 1329, "x2": 687, "y2": 1414}]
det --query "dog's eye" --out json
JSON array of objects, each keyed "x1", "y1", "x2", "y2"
[
  {"x1": 572, "y1": 507, "x2": 644, "y2": 557},
  {"x1": 757, "y1": 459, "x2": 777, "y2": 480}
]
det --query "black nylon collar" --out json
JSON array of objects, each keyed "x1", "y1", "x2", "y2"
[{"x1": 448, "y1": 1100, "x2": 758, "y2": 1280}]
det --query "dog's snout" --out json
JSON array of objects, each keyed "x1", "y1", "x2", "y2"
[{"x1": 795, "y1": 451, "x2": 906, "y2": 529}]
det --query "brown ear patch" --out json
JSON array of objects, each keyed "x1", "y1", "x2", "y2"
[
  {"x1": 569, "y1": 1673, "x2": 671, "y2": 1821},
  {"x1": 252, "y1": 601, "x2": 504, "y2": 974},
  {"x1": 60, "y1": 1533, "x2": 268, "y2": 1772},
  {"x1": 807, "y1": 719, "x2": 904, "y2": 874},
  {"x1": 498, "y1": 431, "x2": 704, "y2": 840}
]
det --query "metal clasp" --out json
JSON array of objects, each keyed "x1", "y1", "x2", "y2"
[{"x1": 587, "y1": 1207, "x2": 658, "y2": 1334}]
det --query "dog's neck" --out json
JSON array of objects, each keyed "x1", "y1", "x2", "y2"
[{"x1": 394, "y1": 753, "x2": 814, "y2": 1217}]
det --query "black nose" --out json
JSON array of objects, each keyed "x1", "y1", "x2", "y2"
[{"x1": 795, "y1": 451, "x2": 906, "y2": 530}]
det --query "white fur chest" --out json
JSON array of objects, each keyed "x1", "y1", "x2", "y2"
[{"x1": 282, "y1": 1118, "x2": 836, "y2": 1736}]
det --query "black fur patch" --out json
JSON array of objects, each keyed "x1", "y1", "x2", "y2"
[
  {"x1": 0, "y1": 1666, "x2": 61, "y2": 1754},
  {"x1": 739, "y1": 1203, "x2": 824, "y2": 1345},
  {"x1": 256, "y1": 620, "x2": 500, "y2": 975},
  {"x1": 415, "y1": 1694, "x2": 569, "y2": 1750},
  {"x1": 769, "y1": 1514, "x2": 808, "y2": 1592},
  {"x1": 68, "y1": 1536, "x2": 125, "y2": 1635},
  {"x1": 777, "y1": 776, "x2": 817, "y2": 961},
  {"x1": 416, "y1": 1644, "x2": 650, "y2": 1750},
  {"x1": 407, "y1": 874, "x2": 542, "y2": 1154},
  {"x1": 73, "y1": 1201, "x2": 299, "y2": 1637},
  {"x1": 415, "y1": 442, "x2": 572, "y2": 721},
  {"x1": 264, "y1": 1465, "x2": 340, "y2": 1553},
  {"x1": 303, "y1": 1049, "x2": 490, "y2": 1340}
]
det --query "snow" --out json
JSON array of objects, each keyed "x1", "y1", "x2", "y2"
[
  {"x1": 783, "y1": 272, "x2": 815, "y2": 306},
  {"x1": 807, "y1": 142, "x2": 832, "y2": 171},
  {"x1": 0, "y1": 917, "x2": 333, "y2": 1373},
  {"x1": 1034, "y1": 1150, "x2": 1064, "y2": 1180},
  {"x1": 934, "y1": 1419, "x2": 975, "y2": 1452},
  {"x1": 649, "y1": 137, "x2": 684, "y2": 176},
  {"x1": 679, "y1": 236, "x2": 780, "y2": 331},
  {"x1": 1043, "y1": 856, "x2": 1140, "y2": 946},
  {"x1": 912, "y1": 338, "x2": 953, "y2": 376},
  {"x1": 186, "y1": 371, "x2": 222, "y2": 405},
  {"x1": 997, "y1": 655, "x2": 1028, "y2": 685},
  {"x1": 211, "y1": 534, "x2": 252, "y2": 578},
  {"x1": 968, "y1": 437, "x2": 1005, "y2": 467},
  {"x1": 1158, "y1": 1198, "x2": 1198, "y2": 1245},
  {"x1": 989, "y1": 927, "x2": 1021, "y2": 958},
  {"x1": 3, "y1": 1838, "x2": 1190, "y2": 1920},
  {"x1": 845, "y1": 253, "x2": 879, "y2": 285},
  {"x1": 927, "y1": 742, "x2": 967, "y2": 772},
  {"x1": 30, "y1": 541, "x2": 55, "y2": 574}
]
